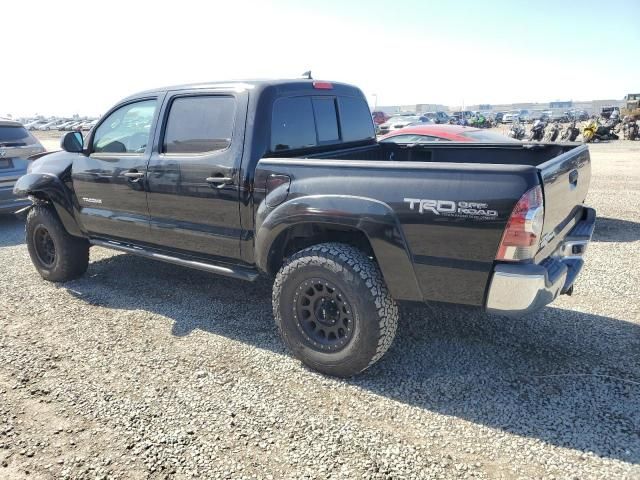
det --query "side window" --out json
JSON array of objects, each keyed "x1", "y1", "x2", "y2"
[
  {"x1": 163, "y1": 96, "x2": 236, "y2": 154},
  {"x1": 312, "y1": 97, "x2": 339, "y2": 143},
  {"x1": 93, "y1": 99, "x2": 157, "y2": 154},
  {"x1": 380, "y1": 134, "x2": 423, "y2": 143},
  {"x1": 271, "y1": 97, "x2": 316, "y2": 151},
  {"x1": 417, "y1": 136, "x2": 450, "y2": 143},
  {"x1": 338, "y1": 97, "x2": 375, "y2": 142}
]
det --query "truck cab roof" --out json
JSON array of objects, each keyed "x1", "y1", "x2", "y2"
[{"x1": 124, "y1": 79, "x2": 364, "y2": 101}]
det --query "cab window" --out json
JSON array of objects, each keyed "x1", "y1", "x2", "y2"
[
  {"x1": 92, "y1": 99, "x2": 157, "y2": 154},
  {"x1": 163, "y1": 96, "x2": 236, "y2": 154}
]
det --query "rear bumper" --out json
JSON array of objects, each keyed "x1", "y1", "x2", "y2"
[
  {"x1": 0, "y1": 186, "x2": 30, "y2": 213},
  {"x1": 485, "y1": 207, "x2": 596, "y2": 316}
]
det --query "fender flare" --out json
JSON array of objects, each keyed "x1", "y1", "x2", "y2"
[
  {"x1": 13, "y1": 173, "x2": 84, "y2": 237},
  {"x1": 255, "y1": 195, "x2": 423, "y2": 301}
]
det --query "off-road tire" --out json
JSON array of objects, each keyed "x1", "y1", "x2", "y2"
[
  {"x1": 273, "y1": 242, "x2": 399, "y2": 377},
  {"x1": 26, "y1": 205, "x2": 89, "y2": 282}
]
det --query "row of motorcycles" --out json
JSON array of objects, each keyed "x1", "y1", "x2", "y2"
[
  {"x1": 449, "y1": 114, "x2": 493, "y2": 128},
  {"x1": 507, "y1": 115, "x2": 640, "y2": 143}
]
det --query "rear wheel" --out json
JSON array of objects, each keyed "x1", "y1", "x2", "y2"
[
  {"x1": 273, "y1": 243, "x2": 399, "y2": 377},
  {"x1": 26, "y1": 205, "x2": 89, "y2": 282}
]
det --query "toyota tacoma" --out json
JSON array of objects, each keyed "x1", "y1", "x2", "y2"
[{"x1": 14, "y1": 79, "x2": 595, "y2": 377}]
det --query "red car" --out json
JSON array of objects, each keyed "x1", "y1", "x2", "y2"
[{"x1": 379, "y1": 124, "x2": 519, "y2": 143}]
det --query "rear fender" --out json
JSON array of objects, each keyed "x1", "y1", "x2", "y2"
[
  {"x1": 255, "y1": 195, "x2": 423, "y2": 301},
  {"x1": 13, "y1": 173, "x2": 84, "y2": 237}
]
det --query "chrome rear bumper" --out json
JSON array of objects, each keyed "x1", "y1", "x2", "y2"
[{"x1": 485, "y1": 207, "x2": 596, "y2": 316}]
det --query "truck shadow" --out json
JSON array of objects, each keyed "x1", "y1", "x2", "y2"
[
  {"x1": 0, "y1": 214, "x2": 25, "y2": 247},
  {"x1": 64, "y1": 252, "x2": 639, "y2": 465},
  {"x1": 592, "y1": 216, "x2": 640, "y2": 243}
]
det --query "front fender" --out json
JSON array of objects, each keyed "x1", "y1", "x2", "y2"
[
  {"x1": 255, "y1": 195, "x2": 423, "y2": 301},
  {"x1": 13, "y1": 173, "x2": 84, "y2": 238}
]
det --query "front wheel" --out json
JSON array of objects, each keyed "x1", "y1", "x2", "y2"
[
  {"x1": 26, "y1": 205, "x2": 89, "y2": 282},
  {"x1": 273, "y1": 243, "x2": 399, "y2": 377}
]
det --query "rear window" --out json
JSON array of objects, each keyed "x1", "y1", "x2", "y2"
[
  {"x1": 271, "y1": 95, "x2": 374, "y2": 152},
  {"x1": 163, "y1": 96, "x2": 236, "y2": 154},
  {"x1": 313, "y1": 98, "x2": 339, "y2": 143},
  {"x1": 0, "y1": 126, "x2": 32, "y2": 143},
  {"x1": 339, "y1": 97, "x2": 375, "y2": 141}
]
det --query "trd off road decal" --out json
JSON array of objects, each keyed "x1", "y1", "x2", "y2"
[{"x1": 404, "y1": 198, "x2": 498, "y2": 220}]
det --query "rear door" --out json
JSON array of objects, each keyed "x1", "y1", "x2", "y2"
[
  {"x1": 72, "y1": 97, "x2": 160, "y2": 242},
  {"x1": 145, "y1": 90, "x2": 247, "y2": 261}
]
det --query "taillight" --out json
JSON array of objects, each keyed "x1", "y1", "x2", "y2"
[{"x1": 496, "y1": 185, "x2": 544, "y2": 261}]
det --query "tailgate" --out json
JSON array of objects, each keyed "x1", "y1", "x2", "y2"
[{"x1": 537, "y1": 144, "x2": 591, "y2": 249}]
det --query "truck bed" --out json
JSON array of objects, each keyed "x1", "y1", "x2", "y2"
[{"x1": 302, "y1": 142, "x2": 591, "y2": 251}]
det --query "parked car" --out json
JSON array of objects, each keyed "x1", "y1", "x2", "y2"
[
  {"x1": 493, "y1": 112, "x2": 505, "y2": 123},
  {"x1": 600, "y1": 106, "x2": 620, "y2": 120},
  {"x1": 450, "y1": 111, "x2": 474, "y2": 124},
  {"x1": 26, "y1": 120, "x2": 49, "y2": 130},
  {"x1": 65, "y1": 121, "x2": 84, "y2": 131},
  {"x1": 549, "y1": 111, "x2": 569, "y2": 123},
  {"x1": 530, "y1": 110, "x2": 550, "y2": 122},
  {"x1": 420, "y1": 111, "x2": 449, "y2": 124},
  {"x1": 57, "y1": 120, "x2": 78, "y2": 130},
  {"x1": 379, "y1": 124, "x2": 521, "y2": 143},
  {"x1": 575, "y1": 110, "x2": 589, "y2": 121},
  {"x1": 503, "y1": 110, "x2": 529, "y2": 123},
  {"x1": 377, "y1": 114, "x2": 423, "y2": 135},
  {"x1": 36, "y1": 119, "x2": 69, "y2": 131},
  {"x1": 0, "y1": 119, "x2": 46, "y2": 213},
  {"x1": 79, "y1": 120, "x2": 98, "y2": 131},
  {"x1": 14, "y1": 79, "x2": 596, "y2": 377},
  {"x1": 371, "y1": 111, "x2": 389, "y2": 125}
]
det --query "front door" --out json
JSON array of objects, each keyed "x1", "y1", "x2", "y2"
[
  {"x1": 72, "y1": 98, "x2": 160, "y2": 243},
  {"x1": 145, "y1": 91, "x2": 246, "y2": 261}
]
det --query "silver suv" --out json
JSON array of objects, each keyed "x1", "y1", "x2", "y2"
[{"x1": 0, "y1": 119, "x2": 45, "y2": 213}]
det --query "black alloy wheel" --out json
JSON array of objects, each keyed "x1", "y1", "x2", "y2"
[
  {"x1": 294, "y1": 278, "x2": 355, "y2": 352},
  {"x1": 33, "y1": 225, "x2": 56, "y2": 267}
]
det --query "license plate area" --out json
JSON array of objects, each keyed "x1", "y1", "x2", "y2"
[{"x1": 0, "y1": 158, "x2": 13, "y2": 169}]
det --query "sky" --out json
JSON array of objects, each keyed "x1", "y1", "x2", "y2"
[{"x1": 3, "y1": 0, "x2": 639, "y2": 117}]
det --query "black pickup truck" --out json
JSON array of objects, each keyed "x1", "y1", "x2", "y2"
[{"x1": 14, "y1": 79, "x2": 595, "y2": 377}]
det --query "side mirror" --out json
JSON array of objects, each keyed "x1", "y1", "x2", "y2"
[{"x1": 61, "y1": 131, "x2": 83, "y2": 153}]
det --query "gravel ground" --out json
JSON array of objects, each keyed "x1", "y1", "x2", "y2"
[{"x1": 1, "y1": 141, "x2": 639, "y2": 479}]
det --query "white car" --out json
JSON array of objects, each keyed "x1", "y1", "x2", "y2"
[
  {"x1": 56, "y1": 120, "x2": 77, "y2": 130},
  {"x1": 35, "y1": 120, "x2": 67, "y2": 131},
  {"x1": 25, "y1": 120, "x2": 48, "y2": 130},
  {"x1": 502, "y1": 110, "x2": 531, "y2": 123},
  {"x1": 377, "y1": 115, "x2": 426, "y2": 135}
]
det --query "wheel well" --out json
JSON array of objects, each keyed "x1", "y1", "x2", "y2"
[{"x1": 266, "y1": 223, "x2": 374, "y2": 276}]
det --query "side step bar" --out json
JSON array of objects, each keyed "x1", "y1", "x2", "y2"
[{"x1": 90, "y1": 239, "x2": 259, "y2": 282}]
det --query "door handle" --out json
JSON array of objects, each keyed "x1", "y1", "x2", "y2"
[
  {"x1": 123, "y1": 171, "x2": 145, "y2": 181},
  {"x1": 206, "y1": 176, "x2": 233, "y2": 188}
]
